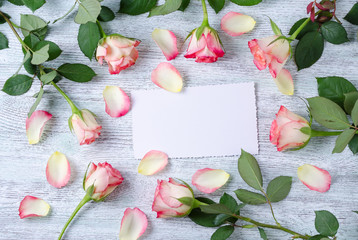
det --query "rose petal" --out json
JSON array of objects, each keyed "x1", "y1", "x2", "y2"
[
  {"x1": 46, "y1": 151, "x2": 71, "y2": 188},
  {"x1": 221, "y1": 12, "x2": 256, "y2": 36},
  {"x1": 152, "y1": 28, "x2": 178, "y2": 61},
  {"x1": 297, "y1": 164, "x2": 331, "y2": 193},
  {"x1": 19, "y1": 196, "x2": 50, "y2": 219},
  {"x1": 138, "y1": 150, "x2": 168, "y2": 176},
  {"x1": 151, "y1": 62, "x2": 183, "y2": 93},
  {"x1": 273, "y1": 69, "x2": 294, "y2": 95},
  {"x1": 103, "y1": 86, "x2": 131, "y2": 118},
  {"x1": 192, "y1": 168, "x2": 230, "y2": 193},
  {"x1": 119, "y1": 208, "x2": 148, "y2": 240},
  {"x1": 26, "y1": 110, "x2": 52, "y2": 144},
  {"x1": 276, "y1": 121, "x2": 309, "y2": 151}
]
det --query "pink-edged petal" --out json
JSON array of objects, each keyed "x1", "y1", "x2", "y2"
[
  {"x1": 152, "y1": 28, "x2": 178, "y2": 61},
  {"x1": 273, "y1": 69, "x2": 294, "y2": 95},
  {"x1": 19, "y1": 196, "x2": 50, "y2": 219},
  {"x1": 26, "y1": 110, "x2": 52, "y2": 144},
  {"x1": 297, "y1": 164, "x2": 331, "y2": 193},
  {"x1": 103, "y1": 86, "x2": 131, "y2": 118},
  {"x1": 276, "y1": 121, "x2": 309, "y2": 151},
  {"x1": 192, "y1": 168, "x2": 230, "y2": 193},
  {"x1": 221, "y1": 12, "x2": 256, "y2": 36},
  {"x1": 119, "y1": 208, "x2": 148, "y2": 240},
  {"x1": 151, "y1": 62, "x2": 183, "y2": 93},
  {"x1": 46, "y1": 151, "x2": 71, "y2": 188},
  {"x1": 138, "y1": 150, "x2": 168, "y2": 176}
]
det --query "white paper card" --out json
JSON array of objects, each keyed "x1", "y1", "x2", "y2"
[{"x1": 131, "y1": 82, "x2": 258, "y2": 158}]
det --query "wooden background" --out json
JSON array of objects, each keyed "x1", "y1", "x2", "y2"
[{"x1": 0, "y1": 0, "x2": 357, "y2": 239}]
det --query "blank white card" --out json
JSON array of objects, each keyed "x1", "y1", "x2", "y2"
[{"x1": 131, "y1": 82, "x2": 258, "y2": 158}]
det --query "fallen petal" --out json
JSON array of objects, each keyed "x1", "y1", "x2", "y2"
[
  {"x1": 151, "y1": 62, "x2": 183, "y2": 93},
  {"x1": 152, "y1": 28, "x2": 179, "y2": 61},
  {"x1": 119, "y1": 207, "x2": 148, "y2": 240},
  {"x1": 46, "y1": 151, "x2": 71, "y2": 188},
  {"x1": 192, "y1": 168, "x2": 230, "y2": 193},
  {"x1": 26, "y1": 110, "x2": 52, "y2": 144},
  {"x1": 221, "y1": 12, "x2": 256, "y2": 36},
  {"x1": 103, "y1": 86, "x2": 131, "y2": 118},
  {"x1": 273, "y1": 69, "x2": 294, "y2": 95},
  {"x1": 19, "y1": 196, "x2": 50, "y2": 219},
  {"x1": 138, "y1": 150, "x2": 168, "y2": 175},
  {"x1": 297, "y1": 164, "x2": 331, "y2": 193}
]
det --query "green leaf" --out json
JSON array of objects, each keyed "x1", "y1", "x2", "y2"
[
  {"x1": 308, "y1": 235, "x2": 330, "y2": 240},
  {"x1": 0, "y1": 12, "x2": 11, "y2": 24},
  {"x1": 321, "y1": 21, "x2": 349, "y2": 44},
  {"x1": 344, "y1": 3, "x2": 358, "y2": 25},
  {"x1": 23, "y1": 34, "x2": 41, "y2": 51},
  {"x1": 22, "y1": 0, "x2": 46, "y2": 12},
  {"x1": 295, "y1": 31, "x2": 324, "y2": 70},
  {"x1": 31, "y1": 44, "x2": 49, "y2": 65},
  {"x1": 353, "y1": 211, "x2": 358, "y2": 214},
  {"x1": 24, "y1": 55, "x2": 37, "y2": 74},
  {"x1": 258, "y1": 228, "x2": 268, "y2": 240},
  {"x1": 78, "y1": 22, "x2": 101, "y2": 60},
  {"x1": 20, "y1": 14, "x2": 47, "y2": 39},
  {"x1": 178, "y1": 0, "x2": 190, "y2": 11},
  {"x1": 230, "y1": 0, "x2": 262, "y2": 6},
  {"x1": 315, "y1": 210, "x2": 339, "y2": 237},
  {"x1": 0, "y1": 32, "x2": 8, "y2": 50},
  {"x1": 266, "y1": 176, "x2": 292, "y2": 202},
  {"x1": 348, "y1": 135, "x2": 358, "y2": 154},
  {"x1": 219, "y1": 193, "x2": 238, "y2": 213},
  {"x1": 28, "y1": 87, "x2": 44, "y2": 117},
  {"x1": 149, "y1": 0, "x2": 182, "y2": 17},
  {"x1": 189, "y1": 197, "x2": 222, "y2": 227},
  {"x1": 344, "y1": 92, "x2": 358, "y2": 114},
  {"x1": 238, "y1": 149, "x2": 263, "y2": 190},
  {"x1": 98, "y1": 6, "x2": 115, "y2": 22},
  {"x1": 40, "y1": 70, "x2": 57, "y2": 84},
  {"x1": 351, "y1": 100, "x2": 358, "y2": 126},
  {"x1": 289, "y1": 18, "x2": 320, "y2": 40},
  {"x1": 208, "y1": 0, "x2": 224, "y2": 13},
  {"x1": 332, "y1": 128, "x2": 356, "y2": 153},
  {"x1": 270, "y1": 18, "x2": 282, "y2": 35},
  {"x1": 213, "y1": 195, "x2": 244, "y2": 226},
  {"x1": 317, "y1": 76, "x2": 357, "y2": 108},
  {"x1": 75, "y1": 0, "x2": 101, "y2": 24},
  {"x1": 119, "y1": 0, "x2": 157, "y2": 15},
  {"x1": 2, "y1": 74, "x2": 33, "y2": 96},
  {"x1": 57, "y1": 63, "x2": 96, "y2": 82},
  {"x1": 234, "y1": 189, "x2": 267, "y2": 205},
  {"x1": 211, "y1": 225, "x2": 234, "y2": 240},
  {"x1": 8, "y1": 0, "x2": 24, "y2": 5},
  {"x1": 307, "y1": 97, "x2": 350, "y2": 130},
  {"x1": 34, "y1": 41, "x2": 62, "y2": 61},
  {"x1": 200, "y1": 204, "x2": 233, "y2": 215},
  {"x1": 177, "y1": 197, "x2": 193, "y2": 206}
]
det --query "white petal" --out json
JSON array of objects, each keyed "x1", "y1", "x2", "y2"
[
  {"x1": 221, "y1": 12, "x2": 256, "y2": 36},
  {"x1": 103, "y1": 86, "x2": 131, "y2": 118},
  {"x1": 151, "y1": 62, "x2": 183, "y2": 93},
  {"x1": 297, "y1": 164, "x2": 331, "y2": 193},
  {"x1": 19, "y1": 196, "x2": 50, "y2": 219},
  {"x1": 26, "y1": 110, "x2": 52, "y2": 144},
  {"x1": 152, "y1": 28, "x2": 178, "y2": 61},
  {"x1": 274, "y1": 69, "x2": 294, "y2": 95},
  {"x1": 138, "y1": 150, "x2": 168, "y2": 175},
  {"x1": 119, "y1": 208, "x2": 148, "y2": 240},
  {"x1": 46, "y1": 151, "x2": 71, "y2": 188},
  {"x1": 192, "y1": 168, "x2": 230, "y2": 193}
]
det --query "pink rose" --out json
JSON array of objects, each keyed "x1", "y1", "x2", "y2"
[
  {"x1": 84, "y1": 162, "x2": 123, "y2": 201},
  {"x1": 248, "y1": 36, "x2": 293, "y2": 95},
  {"x1": 96, "y1": 35, "x2": 140, "y2": 74},
  {"x1": 152, "y1": 178, "x2": 194, "y2": 218},
  {"x1": 184, "y1": 27, "x2": 225, "y2": 63},
  {"x1": 70, "y1": 109, "x2": 101, "y2": 145},
  {"x1": 270, "y1": 106, "x2": 311, "y2": 151}
]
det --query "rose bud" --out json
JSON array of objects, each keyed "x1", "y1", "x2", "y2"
[
  {"x1": 270, "y1": 106, "x2": 311, "y2": 151},
  {"x1": 152, "y1": 178, "x2": 194, "y2": 218},
  {"x1": 70, "y1": 109, "x2": 102, "y2": 145},
  {"x1": 96, "y1": 35, "x2": 141, "y2": 74},
  {"x1": 84, "y1": 162, "x2": 124, "y2": 201},
  {"x1": 184, "y1": 26, "x2": 225, "y2": 63}
]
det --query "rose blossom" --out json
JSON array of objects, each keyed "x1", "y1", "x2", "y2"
[
  {"x1": 96, "y1": 35, "x2": 140, "y2": 74},
  {"x1": 270, "y1": 106, "x2": 311, "y2": 151},
  {"x1": 70, "y1": 109, "x2": 101, "y2": 145},
  {"x1": 152, "y1": 178, "x2": 194, "y2": 218}
]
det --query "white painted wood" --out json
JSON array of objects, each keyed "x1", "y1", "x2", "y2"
[{"x1": 0, "y1": 0, "x2": 357, "y2": 239}]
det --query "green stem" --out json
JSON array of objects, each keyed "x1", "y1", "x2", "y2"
[
  {"x1": 310, "y1": 129, "x2": 344, "y2": 137},
  {"x1": 260, "y1": 189, "x2": 281, "y2": 227},
  {"x1": 288, "y1": 17, "x2": 310, "y2": 40},
  {"x1": 96, "y1": 20, "x2": 107, "y2": 38},
  {"x1": 53, "y1": 0, "x2": 78, "y2": 23},
  {"x1": 51, "y1": 81, "x2": 80, "y2": 114},
  {"x1": 200, "y1": 0, "x2": 209, "y2": 26},
  {"x1": 58, "y1": 194, "x2": 91, "y2": 240}
]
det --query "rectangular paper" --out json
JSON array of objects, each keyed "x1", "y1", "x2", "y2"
[{"x1": 131, "y1": 82, "x2": 258, "y2": 158}]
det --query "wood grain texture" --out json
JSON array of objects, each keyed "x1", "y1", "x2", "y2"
[{"x1": 0, "y1": 0, "x2": 357, "y2": 239}]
